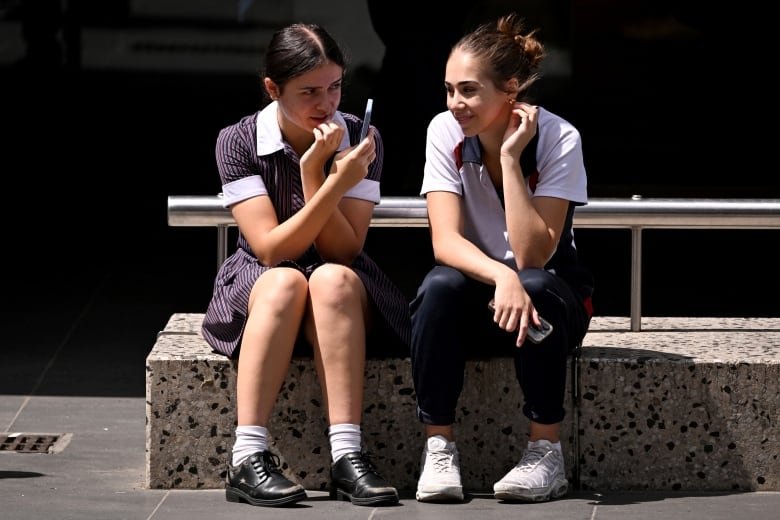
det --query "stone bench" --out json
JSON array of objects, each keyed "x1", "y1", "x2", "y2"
[{"x1": 145, "y1": 314, "x2": 780, "y2": 492}]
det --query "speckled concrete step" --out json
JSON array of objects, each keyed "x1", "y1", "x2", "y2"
[{"x1": 145, "y1": 314, "x2": 780, "y2": 492}]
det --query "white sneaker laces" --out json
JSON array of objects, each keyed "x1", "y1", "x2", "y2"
[
  {"x1": 494, "y1": 442, "x2": 567, "y2": 501},
  {"x1": 516, "y1": 446, "x2": 547, "y2": 472},
  {"x1": 428, "y1": 449, "x2": 455, "y2": 473}
]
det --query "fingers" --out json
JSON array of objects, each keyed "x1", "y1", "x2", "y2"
[
  {"x1": 491, "y1": 303, "x2": 524, "y2": 331},
  {"x1": 497, "y1": 307, "x2": 520, "y2": 332},
  {"x1": 494, "y1": 308, "x2": 527, "y2": 347},
  {"x1": 316, "y1": 124, "x2": 377, "y2": 180},
  {"x1": 356, "y1": 127, "x2": 375, "y2": 150},
  {"x1": 502, "y1": 103, "x2": 538, "y2": 152},
  {"x1": 313, "y1": 121, "x2": 344, "y2": 144},
  {"x1": 511, "y1": 102, "x2": 539, "y2": 126},
  {"x1": 514, "y1": 306, "x2": 543, "y2": 347},
  {"x1": 490, "y1": 300, "x2": 533, "y2": 347},
  {"x1": 515, "y1": 313, "x2": 529, "y2": 347},
  {"x1": 353, "y1": 128, "x2": 376, "y2": 162}
]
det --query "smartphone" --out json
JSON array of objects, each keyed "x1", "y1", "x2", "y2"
[
  {"x1": 487, "y1": 299, "x2": 554, "y2": 344},
  {"x1": 359, "y1": 98, "x2": 373, "y2": 141}
]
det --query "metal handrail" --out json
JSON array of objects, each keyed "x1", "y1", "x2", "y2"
[{"x1": 168, "y1": 195, "x2": 780, "y2": 331}]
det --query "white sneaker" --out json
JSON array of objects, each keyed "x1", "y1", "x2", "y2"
[
  {"x1": 415, "y1": 435, "x2": 464, "y2": 502},
  {"x1": 493, "y1": 440, "x2": 568, "y2": 502}
]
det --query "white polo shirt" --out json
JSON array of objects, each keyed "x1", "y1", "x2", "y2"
[{"x1": 420, "y1": 107, "x2": 588, "y2": 267}]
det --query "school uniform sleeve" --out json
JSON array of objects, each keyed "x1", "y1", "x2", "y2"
[
  {"x1": 533, "y1": 109, "x2": 588, "y2": 205},
  {"x1": 217, "y1": 120, "x2": 268, "y2": 207},
  {"x1": 421, "y1": 111, "x2": 464, "y2": 197}
]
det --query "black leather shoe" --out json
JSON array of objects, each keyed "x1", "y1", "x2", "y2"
[
  {"x1": 225, "y1": 451, "x2": 307, "y2": 507},
  {"x1": 330, "y1": 451, "x2": 399, "y2": 506}
]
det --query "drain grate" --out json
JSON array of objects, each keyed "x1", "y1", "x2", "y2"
[{"x1": 0, "y1": 433, "x2": 72, "y2": 454}]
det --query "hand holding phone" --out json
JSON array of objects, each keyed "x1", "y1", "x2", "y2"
[
  {"x1": 488, "y1": 299, "x2": 554, "y2": 344},
  {"x1": 359, "y1": 98, "x2": 373, "y2": 141},
  {"x1": 525, "y1": 315, "x2": 553, "y2": 344}
]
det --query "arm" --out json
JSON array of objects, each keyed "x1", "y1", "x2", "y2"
[
  {"x1": 222, "y1": 121, "x2": 375, "y2": 267},
  {"x1": 427, "y1": 191, "x2": 518, "y2": 287},
  {"x1": 423, "y1": 112, "x2": 522, "y2": 289},
  {"x1": 299, "y1": 124, "x2": 378, "y2": 264},
  {"x1": 427, "y1": 190, "x2": 534, "y2": 346},
  {"x1": 231, "y1": 175, "x2": 370, "y2": 267},
  {"x1": 501, "y1": 103, "x2": 569, "y2": 268}
]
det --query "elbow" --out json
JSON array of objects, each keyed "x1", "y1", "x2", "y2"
[
  {"x1": 512, "y1": 234, "x2": 558, "y2": 269},
  {"x1": 514, "y1": 249, "x2": 552, "y2": 270},
  {"x1": 340, "y1": 245, "x2": 363, "y2": 265},
  {"x1": 432, "y1": 248, "x2": 457, "y2": 267},
  {"x1": 516, "y1": 258, "x2": 544, "y2": 271},
  {"x1": 431, "y1": 243, "x2": 447, "y2": 265},
  {"x1": 318, "y1": 244, "x2": 362, "y2": 266},
  {"x1": 430, "y1": 233, "x2": 457, "y2": 266},
  {"x1": 252, "y1": 244, "x2": 286, "y2": 267},
  {"x1": 321, "y1": 252, "x2": 359, "y2": 265},
  {"x1": 255, "y1": 252, "x2": 280, "y2": 267}
]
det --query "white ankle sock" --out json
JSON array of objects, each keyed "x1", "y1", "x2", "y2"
[
  {"x1": 232, "y1": 425, "x2": 268, "y2": 466},
  {"x1": 329, "y1": 423, "x2": 361, "y2": 462}
]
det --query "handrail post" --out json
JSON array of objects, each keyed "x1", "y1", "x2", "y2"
[
  {"x1": 630, "y1": 226, "x2": 642, "y2": 331},
  {"x1": 217, "y1": 225, "x2": 228, "y2": 269}
]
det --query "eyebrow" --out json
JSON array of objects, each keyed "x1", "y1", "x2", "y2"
[
  {"x1": 298, "y1": 79, "x2": 342, "y2": 91},
  {"x1": 445, "y1": 80, "x2": 480, "y2": 87}
]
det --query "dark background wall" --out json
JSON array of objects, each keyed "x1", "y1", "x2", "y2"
[{"x1": 1, "y1": 0, "x2": 777, "y2": 342}]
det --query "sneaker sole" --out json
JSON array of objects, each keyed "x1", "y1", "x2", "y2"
[
  {"x1": 494, "y1": 479, "x2": 568, "y2": 502},
  {"x1": 226, "y1": 486, "x2": 307, "y2": 506},
  {"x1": 416, "y1": 487, "x2": 464, "y2": 502}
]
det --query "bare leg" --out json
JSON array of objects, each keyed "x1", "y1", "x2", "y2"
[
  {"x1": 305, "y1": 265, "x2": 398, "y2": 505},
  {"x1": 226, "y1": 271, "x2": 309, "y2": 505},
  {"x1": 424, "y1": 425, "x2": 455, "y2": 442},
  {"x1": 424, "y1": 420, "x2": 560, "y2": 443},
  {"x1": 529, "y1": 421, "x2": 561, "y2": 443},
  {"x1": 304, "y1": 264, "x2": 369, "y2": 425},
  {"x1": 236, "y1": 268, "x2": 308, "y2": 426}
]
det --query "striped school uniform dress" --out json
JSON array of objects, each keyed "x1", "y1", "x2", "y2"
[{"x1": 202, "y1": 104, "x2": 411, "y2": 358}]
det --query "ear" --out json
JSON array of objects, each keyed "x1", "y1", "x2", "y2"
[
  {"x1": 504, "y1": 77, "x2": 520, "y2": 98},
  {"x1": 264, "y1": 77, "x2": 279, "y2": 101}
]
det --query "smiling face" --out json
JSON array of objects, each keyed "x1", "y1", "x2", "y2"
[
  {"x1": 265, "y1": 61, "x2": 343, "y2": 141},
  {"x1": 444, "y1": 48, "x2": 511, "y2": 137}
]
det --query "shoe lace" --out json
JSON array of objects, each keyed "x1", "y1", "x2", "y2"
[
  {"x1": 346, "y1": 451, "x2": 377, "y2": 477},
  {"x1": 515, "y1": 446, "x2": 549, "y2": 473},
  {"x1": 428, "y1": 449, "x2": 456, "y2": 473},
  {"x1": 250, "y1": 451, "x2": 283, "y2": 482}
]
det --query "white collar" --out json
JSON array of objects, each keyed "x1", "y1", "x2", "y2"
[{"x1": 256, "y1": 101, "x2": 351, "y2": 156}]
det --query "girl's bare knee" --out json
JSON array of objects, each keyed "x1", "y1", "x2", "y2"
[
  {"x1": 308, "y1": 264, "x2": 363, "y2": 304},
  {"x1": 249, "y1": 267, "x2": 308, "y2": 310}
]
